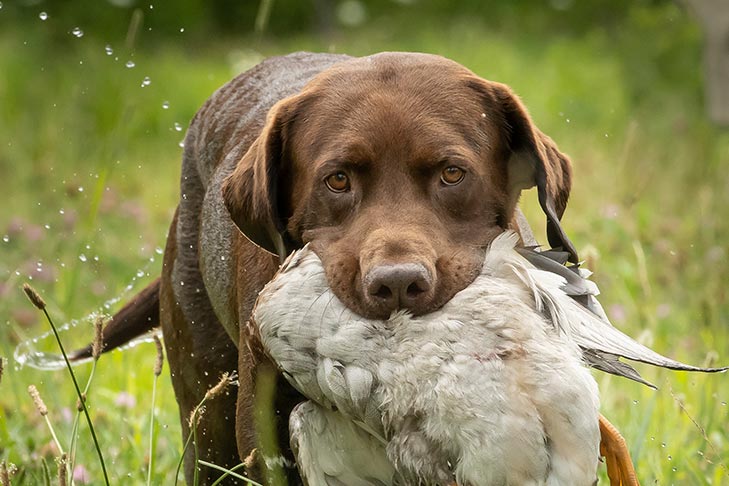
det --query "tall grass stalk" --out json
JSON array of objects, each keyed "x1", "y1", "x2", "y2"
[
  {"x1": 199, "y1": 460, "x2": 262, "y2": 486},
  {"x1": 253, "y1": 363, "x2": 286, "y2": 486},
  {"x1": 22, "y1": 284, "x2": 110, "y2": 486},
  {"x1": 40, "y1": 458, "x2": 52, "y2": 486},
  {"x1": 67, "y1": 359, "x2": 98, "y2": 481},
  {"x1": 68, "y1": 316, "x2": 104, "y2": 482},
  {"x1": 174, "y1": 372, "x2": 237, "y2": 486},
  {"x1": 669, "y1": 387, "x2": 729, "y2": 476},
  {"x1": 146, "y1": 335, "x2": 164, "y2": 486},
  {"x1": 27, "y1": 385, "x2": 65, "y2": 459}
]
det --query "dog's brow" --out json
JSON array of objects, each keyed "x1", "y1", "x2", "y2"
[
  {"x1": 411, "y1": 148, "x2": 474, "y2": 169},
  {"x1": 319, "y1": 157, "x2": 371, "y2": 172}
]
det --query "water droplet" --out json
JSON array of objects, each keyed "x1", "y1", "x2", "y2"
[
  {"x1": 2, "y1": 235, "x2": 8, "y2": 243},
  {"x1": 155, "y1": 247, "x2": 163, "y2": 255},
  {"x1": 180, "y1": 281, "x2": 185, "y2": 286},
  {"x1": 79, "y1": 254, "x2": 88, "y2": 262},
  {"x1": 722, "y1": 401, "x2": 726, "y2": 406},
  {"x1": 39, "y1": 12, "x2": 48, "y2": 20},
  {"x1": 44, "y1": 224, "x2": 50, "y2": 229},
  {"x1": 136, "y1": 270, "x2": 145, "y2": 278},
  {"x1": 59, "y1": 209, "x2": 65, "y2": 214},
  {"x1": 632, "y1": 399, "x2": 639, "y2": 405},
  {"x1": 566, "y1": 118, "x2": 571, "y2": 123},
  {"x1": 180, "y1": 27, "x2": 185, "y2": 32},
  {"x1": 220, "y1": 255, "x2": 226, "y2": 261},
  {"x1": 71, "y1": 27, "x2": 84, "y2": 38},
  {"x1": 78, "y1": 186, "x2": 84, "y2": 192},
  {"x1": 105, "y1": 45, "x2": 113, "y2": 56},
  {"x1": 0, "y1": 3, "x2": 3, "y2": 10},
  {"x1": 672, "y1": 467, "x2": 677, "y2": 472},
  {"x1": 174, "y1": 122, "x2": 182, "y2": 132},
  {"x1": 140, "y1": 76, "x2": 151, "y2": 87},
  {"x1": 162, "y1": 101, "x2": 170, "y2": 109},
  {"x1": 661, "y1": 442, "x2": 666, "y2": 448},
  {"x1": 178, "y1": 140, "x2": 185, "y2": 148},
  {"x1": 667, "y1": 455, "x2": 672, "y2": 461},
  {"x1": 125, "y1": 60, "x2": 136, "y2": 69}
]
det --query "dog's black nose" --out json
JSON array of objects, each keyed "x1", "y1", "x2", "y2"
[{"x1": 365, "y1": 263, "x2": 433, "y2": 314}]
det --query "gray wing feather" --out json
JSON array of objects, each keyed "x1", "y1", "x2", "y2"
[{"x1": 517, "y1": 245, "x2": 728, "y2": 386}]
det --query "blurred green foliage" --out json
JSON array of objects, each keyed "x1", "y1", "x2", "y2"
[
  {"x1": 2, "y1": 0, "x2": 674, "y2": 38},
  {"x1": 1, "y1": 0, "x2": 728, "y2": 484}
]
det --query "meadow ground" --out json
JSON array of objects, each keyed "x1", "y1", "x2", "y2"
[{"x1": 1, "y1": 3, "x2": 728, "y2": 484}]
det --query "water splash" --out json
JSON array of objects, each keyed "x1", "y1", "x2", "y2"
[
  {"x1": 14, "y1": 330, "x2": 160, "y2": 371},
  {"x1": 14, "y1": 255, "x2": 160, "y2": 371}
]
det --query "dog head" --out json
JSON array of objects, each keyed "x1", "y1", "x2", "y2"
[{"x1": 223, "y1": 53, "x2": 575, "y2": 319}]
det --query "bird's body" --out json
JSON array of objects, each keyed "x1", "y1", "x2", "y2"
[{"x1": 252, "y1": 231, "x2": 726, "y2": 485}]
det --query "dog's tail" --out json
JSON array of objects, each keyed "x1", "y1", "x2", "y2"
[{"x1": 68, "y1": 278, "x2": 161, "y2": 361}]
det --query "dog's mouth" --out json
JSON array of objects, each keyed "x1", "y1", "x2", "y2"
[{"x1": 314, "y1": 249, "x2": 486, "y2": 321}]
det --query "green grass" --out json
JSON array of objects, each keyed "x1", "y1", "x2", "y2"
[{"x1": 1, "y1": 3, "x2": 728, "y2": 484}]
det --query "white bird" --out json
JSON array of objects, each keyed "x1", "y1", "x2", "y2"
[{"x1": 251, "y1": 231, "x2": 726, "y2": 486}]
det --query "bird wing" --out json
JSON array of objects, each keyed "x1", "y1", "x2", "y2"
[{"x1": 490, "y1": 232, "x2": 728, "y2": 387}]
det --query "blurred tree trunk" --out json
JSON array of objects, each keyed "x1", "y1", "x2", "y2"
[{"x1": 686, "y1": 0, "x2": 729, "y2": 126}]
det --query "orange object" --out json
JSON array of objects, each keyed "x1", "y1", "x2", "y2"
[{"x1": 599, "y1": 415, "x2": 640, "y2": 486}]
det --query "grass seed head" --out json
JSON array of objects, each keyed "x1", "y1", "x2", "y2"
[
  {"x1": 92, "y1": 316, "x2": 105, "y2": 361},
  {"x1": 0, "y1": 462, "x2": 17, "y2": 486},
  {"x1": 0, "y1": 461, "x2": 8, "y2": 486},
  {"x1": 57, "y1": 453, "x2": 67, "y2": 486},
  {"x1": 76, "y1": 393, "x2": 87, "y2": 412},
  {"x1": 243, "y1": 448, "x2": 258, "y2": 470},
  {"x1": 188, "y1": 404, "x2": 206, "y2": 428},
  {"x1": 204, "y1": 371, "x2": 237, "y2": 401},
  {"x1": 27, "y1": 384, "x2": 48, "y2": 416},
  {"x1": 153, "y1": 334, "x2": 164, "y2": 377},
  {"x1": 22, "y1": 283, "x2": 46, "y2": 310}
]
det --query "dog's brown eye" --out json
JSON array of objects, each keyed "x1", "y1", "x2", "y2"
[
  {"x1": 325, "y1": 172, "x2": 350, "y2": 192},
  {"x1": 441, "y1": 166, "x2": 465, "y2": 185}
]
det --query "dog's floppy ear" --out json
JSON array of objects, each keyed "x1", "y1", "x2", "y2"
[
  {"x1": 222, "y1": 96, "x2": 301, "y2": 260},
  {"x1": 472, "y1": 79, "x2": 577, "y2": 262}
]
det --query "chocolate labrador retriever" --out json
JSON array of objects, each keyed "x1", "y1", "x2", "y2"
[{"x1": 74, "y1": 52, "x2": 616, "y2": 485}]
